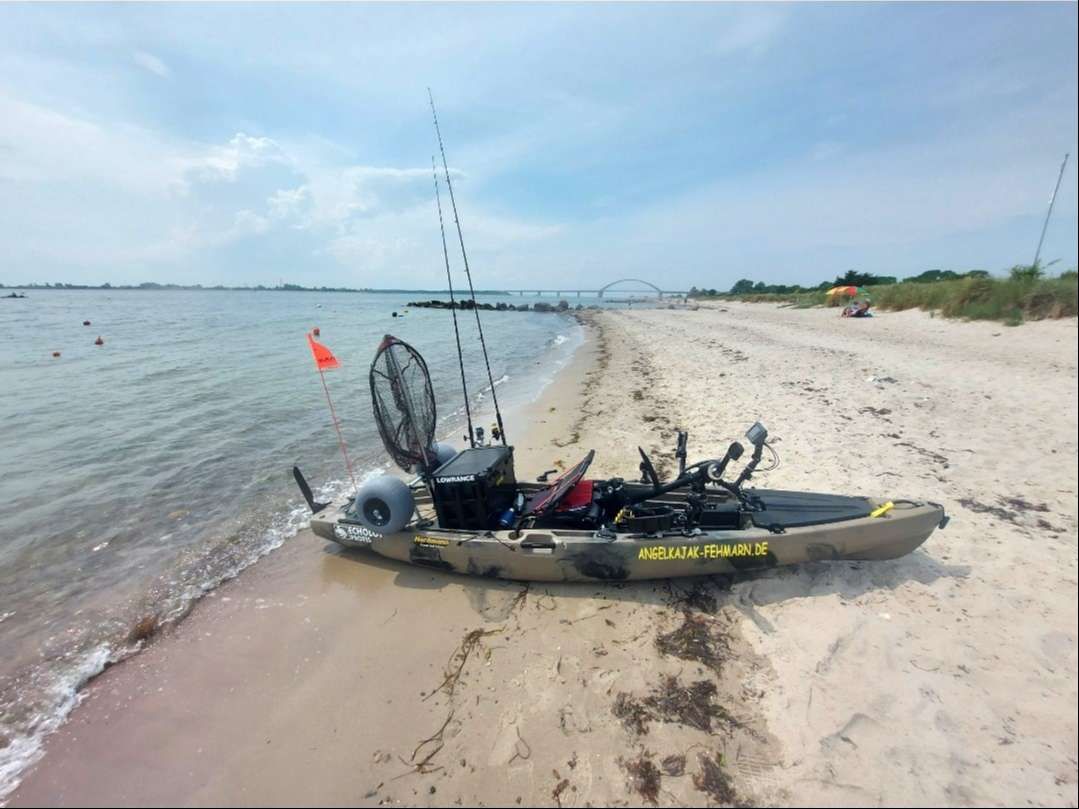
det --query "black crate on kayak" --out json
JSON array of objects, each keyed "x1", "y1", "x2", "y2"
[{"x1": 431, "y1": 446, "x2": 517, "y2": 530}]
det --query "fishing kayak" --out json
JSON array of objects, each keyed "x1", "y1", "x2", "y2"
[
  {"x1": 295, "y1": 335, "x2": 947, "y2": 583},
  {"x1": 294, "y1": 105, "x2": 949, "y2": 585},
  {"x1": 308, "y1": 482, "x2": 946, "y2": 582}
]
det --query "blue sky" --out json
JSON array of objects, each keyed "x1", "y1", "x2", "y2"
[{"x1": 1, "y1": 2, "x2": 1076, "y2": 290}]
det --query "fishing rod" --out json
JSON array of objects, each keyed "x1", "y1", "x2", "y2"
[
  {"x1": 428, "y1": 88, "x2": 508, "y2": 447},
  {"x1": 431, "y1": 155, "x2": 476, "y2": 449}
]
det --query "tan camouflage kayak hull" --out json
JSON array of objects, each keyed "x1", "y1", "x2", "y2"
[{"x1": 310, "y1": 488, "x2": 945, "y2": 582}]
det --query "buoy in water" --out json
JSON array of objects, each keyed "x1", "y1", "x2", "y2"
[
  {"x1": 94, "y1": 336, "x2": 104, "y2": 346},
  {"x1": 83, "y1": 320, "x2": 91, "y2": 326},
  {"x1": 391, "y1": 311, "x2": 398, "y2": 318},
  {"x1": 52, "y1": 351, "x2": 61, "y2": 358}
]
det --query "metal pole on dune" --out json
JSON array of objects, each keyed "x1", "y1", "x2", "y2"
[
  {"x1": 428, "y1": 88, "x2": 508, "y2": 446},
  {"x1": 1032, "y1": 152, "x2": 1069, "y2": 271}
]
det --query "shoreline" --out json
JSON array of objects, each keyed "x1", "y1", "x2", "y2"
[
  {"x1": 9, "y1": 304, "x2": 1078, "y2": 807},
  {"x1": 8, "y1": 311, "x2": 779, "y2": 808},
  {"x1": 0, "y1": 304, "x2": 585, "y2": 805}
]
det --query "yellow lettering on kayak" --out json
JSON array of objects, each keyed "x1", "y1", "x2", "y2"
[
  {"x1": 414, "y1": 534, "x2": 449, "y2": 547},
  {"x1": 638, "y1": 541, "x2": 770, "y2": 561}
]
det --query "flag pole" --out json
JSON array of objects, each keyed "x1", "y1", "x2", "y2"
[
  {"x1": 318, "y1": 367, "x2": 357, "y2": 491},
  {"x1": 307, "y1": 331, "x2": 357, "y2": 491}
]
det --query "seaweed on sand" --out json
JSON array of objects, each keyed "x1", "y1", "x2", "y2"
[
  {"x1": 620, "y1": 752, "x2": 662, "y2": 805},
  {"x1": 655, "y1": 611, "x2": 730, "y2": 671},
  {"x1": 405, "y1": 626, "x2": 501, "y2": 777},
  {"x1": 613, "y1": 675, "x2": 740, "y2": 736},
  {"x1": 551, "y1": 776, "x2": 570, "y2": 807},
  {"x1": 666, "y1": 578, "x2": 728, "y2": 614},
  {"x1": 612, "y1": 691, "x2": 651, "y2": 735},
  {"x1": 661, "y1": 753, "x2": 686, "y2": 776},
  {"x1": 404, "y1": 710, "x2": 455, "y2": 775},
  {"x1": 693, "y1": 751, "x2": 748, "y2": 806},
  {"x1": 128, "y1": 613, "x2": 159, "y2": 643},
  {"x1": 424, "y1": 627, "x2": 501, "y2": 703}
]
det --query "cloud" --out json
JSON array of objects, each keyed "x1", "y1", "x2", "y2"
[
  {"x1": 267, "y1": 185, "x2": 310, "y2": 221},
  {"x1": 320, "y1": 202, "x2": 561, "y2": 281},
  {"x1": 0, "y1": 88, "x2": 559, "y2": 286},
  {"x1": 0, "y1": 92, "x2": 183, "y2": 193},
  {"x1": 132, "y1": 50, "x2": 170, "y2": 79},
  {"x1": 182, "y1": 133, "x2": 289, "y2": 185},
  {"x1": 0, "y1": 2, "x2": 1075, "y2": 287},
  {"x1": 231, "y1": 209, "x2": 270, "y2": 238}
]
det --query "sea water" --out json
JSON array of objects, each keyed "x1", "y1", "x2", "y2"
[{"x1": 0, "y1": 288, "x2": 611, "y2": 799}]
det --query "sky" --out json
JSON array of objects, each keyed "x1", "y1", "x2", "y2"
[{"x1": 1, "y1": 2, "x2": 1076, "y2": 291}]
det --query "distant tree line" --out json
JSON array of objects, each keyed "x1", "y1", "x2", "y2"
[
  {"x1": 6, "y1": 281, "x2": 379, "y2": 292},
  {"x1": 690, "y1": 268, "x2": 996, "y2": 297},
  {"x1": 2, "y1": 281, "x2": 512, "y2": 294}
]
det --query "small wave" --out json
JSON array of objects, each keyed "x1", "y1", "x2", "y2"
[
  {"x1": 0, "y1": 645, "x2": 112, "y2": 805},
  {"x1": 0, "y1": 471, "x2": 358, "y2": 805},
  {"x1": 0, "y1": 290, "x2": 588, "y2": 803},
  {"x1": 475, "y1": 375, "x2": 510, "y2": 401}
]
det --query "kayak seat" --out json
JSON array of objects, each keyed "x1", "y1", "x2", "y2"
[
  {"x1": 541, "y1": 479, "x2": 602, "y2": 526},
  {"x1": 555, "y1": 480, "x2": 594, "y2": 512},
  {"x1": 521, "y1": 450, "x2": 596, "y2": 520}
]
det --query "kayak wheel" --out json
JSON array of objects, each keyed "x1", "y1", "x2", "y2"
[
  {"x1": 349, "y1": 475, "x2": 415, "y2": 534},
  {"x1": 410, "y1": 441, "x2": 457, "y2": 475},
  {"x1": 431, "y1": 441, "x2": 457, "y2": 469}
]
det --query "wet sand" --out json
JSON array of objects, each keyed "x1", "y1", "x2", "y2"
[{"x1": 10, "y1": 303, "x2": 1078, "y2": 807}]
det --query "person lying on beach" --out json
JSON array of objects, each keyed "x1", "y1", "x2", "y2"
[{"x1": 842, "y1": 301, "x2": 872, "y2": 317}]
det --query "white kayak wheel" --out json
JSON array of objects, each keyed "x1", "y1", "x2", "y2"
[{"x1": 350, "y1": 475, "x2": 415, "y2": 534}]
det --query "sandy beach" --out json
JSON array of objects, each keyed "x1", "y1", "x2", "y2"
[{"x1": 8, "y1": 303, "x2": 1078, "y2": 807}]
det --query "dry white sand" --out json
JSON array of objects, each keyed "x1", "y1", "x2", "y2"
[
  {"x1": 596, "y1": 302, "x2": 1078, "y2": 806},
  {"x1": 9, "y1": 303, "x2": 1077, "y2": 807}
]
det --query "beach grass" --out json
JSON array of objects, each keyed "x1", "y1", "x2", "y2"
[{"x1": 705, "y1": 273, "x2": 1078, "y2": 324}]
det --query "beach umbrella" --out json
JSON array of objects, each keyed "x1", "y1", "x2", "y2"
[{"x1": 825, "y1": 285, "x2": 868, "y2": 298}]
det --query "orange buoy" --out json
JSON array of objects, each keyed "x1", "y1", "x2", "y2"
[
  {"x1": 52, "y1": 351, "x2": 61, "y2": 358},
  {"x1": 94, "y1": 336, "x2": 104, "y2": 346},
  {"x1": 83, "y1": 320, "x2": 91, "y2": 326},
  {"x1": 313, "y1": 327, "x2": 320, "y2": 336}
]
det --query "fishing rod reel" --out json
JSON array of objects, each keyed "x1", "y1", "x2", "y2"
[{"x1": 468, "y1": 423, "x2": 503, "y2": 448}]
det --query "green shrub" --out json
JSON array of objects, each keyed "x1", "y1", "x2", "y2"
[
  {"x1": 1009, "y1": 263, "x2": 1044, "y2": 283},
  {"x1": 716, "y1": 273, "x2": 1077, "y2": 324}
]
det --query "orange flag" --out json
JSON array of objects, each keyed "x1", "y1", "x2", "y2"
[{"x1": 307, "y1": 332, "x2": 340, "y2": 371}]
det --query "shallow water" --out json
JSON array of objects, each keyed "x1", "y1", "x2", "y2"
[{"x1": 0, "y1": 288, "x2": 599, "y2": 798}]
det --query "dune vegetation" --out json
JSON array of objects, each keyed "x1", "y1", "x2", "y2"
[{"x1": 692, "y1": 266, "x2": 1078, "y2": 325}]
